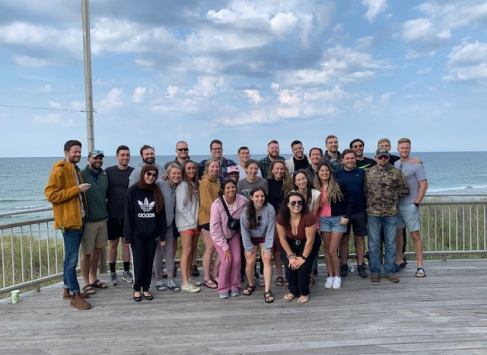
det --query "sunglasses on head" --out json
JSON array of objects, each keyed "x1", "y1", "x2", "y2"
[
  {"x1": 290, "y1": 200, "x2": 303, "y2": 207},
  {"x1": 177, "y1": 148, "x2": 189, "y2": 152},
  {"x1": 377, "y1": 155, "x2": 389, "y2": 160},
  {"x1": 145, "y1": 172, "x2": 157, "y2": 177}
]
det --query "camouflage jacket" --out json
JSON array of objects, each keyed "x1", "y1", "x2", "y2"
[{"x1": 364, "y1": 164, "x2": 410, "y2": 217}]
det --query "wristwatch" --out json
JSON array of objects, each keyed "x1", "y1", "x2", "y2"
[{"x1": 301, "y1": 255, "x2": 307, "y2": 260}]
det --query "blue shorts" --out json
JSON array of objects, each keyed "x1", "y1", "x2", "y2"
[
  {"x1": 320, "y1": 216, "x2": 347, "y2": 233},
  {"x1": 397, "y1": 204, "x2": 421, "y2": 232}
]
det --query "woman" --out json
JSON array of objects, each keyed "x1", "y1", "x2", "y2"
[
  {"x1": 198, "y1": 158, "x2": 221, "y2": 289},
  {"x1": 124, "y1": 165, "x2": 167, "y2": 302},
  {"x1": 276, "y1": 192, "x2": 319, "y2": 303},
  {"x1": 240, "y1": 187, "x2": 276, "y2": 303},
  {"x1": 175, "y1": 160, "x2": 201, "y2": 293},
  {"x1": 210, "y1": 179, "x2": 248, "y2": 299},
  {"x1": 315, "y1": 162, "x2": 353, "y2": 290},
  {"x1": 266, "y1": 160, "x2": 293, "y2": 287},
  {"x1": 237, "y1": 159, "x2": 268, "y2": 198},
  {"x1": 153, "y1": 163, "x2": 181, "y2": 292},
  {"x1": 292, "y1": 170, "x2": 321, "y2": 285}
]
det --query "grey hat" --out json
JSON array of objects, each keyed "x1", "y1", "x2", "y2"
[
  {"x1": 88, "y1": 150, "x2": 104, "y2": 158},
  {"x1": 375, "y1": 147, "x2": 389, "y2": 156}
]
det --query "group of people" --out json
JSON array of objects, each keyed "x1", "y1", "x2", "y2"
[{"x1": 45, "y1": 135, "x2": 427, "y2": 310}]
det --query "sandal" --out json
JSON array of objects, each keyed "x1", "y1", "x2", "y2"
[
  {"x1": 82, "y1": 285, "x2": 96, "y2": 295},
  {"x1": 415, "y1": 268, "x2": 426, "y2": 278},
  {"x1": 283, "y1": 293, "x2": 296, "y2": 302},
  {"x1": 202, "y1": 279, "x2": 218, "y2": 289},
  {"x1": 298, "y1": 295, "x2": 310, "y2": 303},
  {"x1": 90, "y1": 279, "x2": 108, "y2": 289},
  {"x1": 264, "y1": 290, "x2": 274, "y2": 304},
  {"x1": 275, "y1": 276, "x2": 284, "y2": 286},
  {"x1": 243, "y1": 284, "x2": 256, "y2": 296}
]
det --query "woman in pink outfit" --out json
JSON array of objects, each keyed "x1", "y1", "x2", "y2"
[{"x1": 210, "y1": 179, "x2": 248, "y2": 299}]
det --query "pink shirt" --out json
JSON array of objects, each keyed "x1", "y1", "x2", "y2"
[{"x1": 319, "y1": 190, "x2": 331, "y2": 218}]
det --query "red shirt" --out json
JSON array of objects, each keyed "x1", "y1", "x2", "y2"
[{"x1": 276, "y1": 212, "x2": 316, "y2": 241}]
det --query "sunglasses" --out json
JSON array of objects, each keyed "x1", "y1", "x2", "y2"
[
  {"x1": 177, "y1": 148, "x2": 189, "y2": 152},
  {"x1": 145, "y1": 172, "x2": 157, "y2": 177},
  {"x1": 352, "y1": 144, "x2": 363, "y2": 149},
  {"x1": 377, "y1": 155, "x2": 389, "y2": 160},
  {"x1": 290, "y1": 200, "x2": 303, "y2": 207}
]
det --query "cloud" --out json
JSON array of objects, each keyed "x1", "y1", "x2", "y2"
[
  {"x1": 362, "y1": 0, "x2": 388, "y2": 23},
  {"x1": 132, "y1": 87, "x2": 146, "y2": 103},
  {"x1": 443, "y1": 41, "x2": 487, "y2": 83},
  {"x1": 49, "y1": 101, "x2": 61, "y2": 109},
  {"x1": 167, "y1": 86, "x2": 178, "y2": 97},
  {"x1": 98, "y1": 88, "x2": 123, "y2": 110},
  {"x1": 243, "y1": 89, "x2": 263, "y2": 104},
  {"x1": 32, "y1": 113, "x2": 77, "y2": 126}
]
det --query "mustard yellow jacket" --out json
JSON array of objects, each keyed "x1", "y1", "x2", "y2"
[
  {"x1": 197, "y1": 174, "x2": 220, "y2": 225},
  {"x1": 45, "y1": 160, "x2": 87, "y2": 230}
]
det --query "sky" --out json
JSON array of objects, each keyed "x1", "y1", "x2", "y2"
[{"x1": 0, "y1": 0, "x2": 486, "y2": 158}]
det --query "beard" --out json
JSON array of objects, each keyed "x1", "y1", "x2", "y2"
[{"x1": 143, "y1": 157, "x2": 155, "y2": 164}]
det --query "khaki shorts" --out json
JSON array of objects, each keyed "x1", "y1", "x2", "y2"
[{"x1": 80, "y1": 219, "x2": 108, "y2": 254}]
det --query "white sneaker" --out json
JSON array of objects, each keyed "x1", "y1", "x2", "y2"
[
  {"x1": 188, "y1": 277, "x2": 202, "y2": 286},
  {"x1": 324, "y1": 277, "x2": 334, "y2": 289},
  {"x1": 332, "y1": 276, "x2": 341, "y2": 289},
  {"x1": 181, "y1": 282, "x2": 200, "y2": 293}
]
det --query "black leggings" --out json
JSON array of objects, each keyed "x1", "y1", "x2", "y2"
[
  {"x1": 131, "y1": 236, "x2": 157, "y2": 292},
  {"x1": 281, "y1": 237, "x2": 320, "y2": 297}
]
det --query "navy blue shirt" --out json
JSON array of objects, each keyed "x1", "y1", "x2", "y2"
[{"x1": 334, "y1": 168, "x2": 366, "y2": 215}]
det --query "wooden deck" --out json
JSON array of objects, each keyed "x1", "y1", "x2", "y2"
[{"x1": 2, "y1": 259, "x2": 487, "y2": 355}]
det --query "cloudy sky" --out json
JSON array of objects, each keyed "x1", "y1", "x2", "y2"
[{"x1": 1, "y1": 0, "x2": 486, "y2": 157}]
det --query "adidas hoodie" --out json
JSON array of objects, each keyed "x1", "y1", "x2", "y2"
[{"x1": 124, "y1": 184, "x2": 167, "y2": 244}]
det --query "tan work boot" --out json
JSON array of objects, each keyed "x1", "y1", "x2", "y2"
[
  {"x1": 70, "y1": 292, "x2": 91, "y2": 310},
  {"x1": 63, "y1": 288, "x2": 90, "y2": 300}
]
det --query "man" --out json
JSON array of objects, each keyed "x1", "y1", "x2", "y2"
[
  {"x1": 105, "y1": 145, "x2": 134, "y2": 285},
  {"x1": 236, "y1": 146, "x2": 262, "y2": 180},
  {"x1": 80, "y1": 150, "x2": 109, "y2": 293},
  {"x1": 128, "y1": 145, "x2": 165, "y2": 187},
  {"x1": 199, "y1": 139, "x2": 237, "y2": 182},
  {"x1": 285, "y1": 140, "x2": 310, "y2": 175},
  {"x1": 321, "y1": 135, "x2": 343, "y2": 172},
  {"x1": 350, "y1": 139, "x2": 376, "y2": 170},
  {"x1": 335, "y1": 149, "x2": 368, "y2": 278},
  {"x1": 258, "y1": 140, "x2": 285, "y2": 179},
  {"x1": 164, "y1": 141, "x2": 201, "y2": 171},
  {"x1": 364, "y1": 148, "x2": 409, "y2": 283},
  {"x1": 305, "y1": 147, "x2": 323, "y2": 183},
  {"x1": 394, "y1": 138, "x2": 428, "y2": 278},
  {"x1": 45, "y1": 140, "x2": 91, "y2": 310}
]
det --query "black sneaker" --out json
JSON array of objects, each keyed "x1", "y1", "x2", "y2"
[
  {"x1": 191, "y1": 265, "x2": 200, "y2": 277},
  {"x1": 357, "y1": 265, "x2": 368, "y2": 278},
  {"x1": 340, "y1": 263, "x2": 348, "y2": 277}
]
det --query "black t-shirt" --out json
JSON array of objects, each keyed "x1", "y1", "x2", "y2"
[
  {"x1": 389, "y1": 154, "x2": 400, "y2": 165},
  {"x1": 106, "y1": 165, "x2": 135, "y2": 218},
  {"x1": 294, "y1": 156, "x2": 310, "y2": 171},
  {"x1": 267, "y1": 179, "x2": 284, "y2": 213},
  {"x1": 355, "y1": 157, "x2": 376, "y2": 170}
]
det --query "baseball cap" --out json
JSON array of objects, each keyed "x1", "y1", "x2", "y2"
[
  {"x1": 375, "y1": 147, "x2": 389, "y2": 156},
  {"x1": 89, "y1": 150, "x2": 105, "y2": 158},
  {"x1": 227, "y1": 165, "x2": 239, "y2": 174}
]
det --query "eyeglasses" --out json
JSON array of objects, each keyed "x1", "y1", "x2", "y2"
[
  {"x1": 145, "y1": 172, "x2": 157, "y2": 177},
  {"x1": 352, "y1": 144, "x2": 363, "y2": 149},
  {"x1": 177, "y1": 148, "x2": 189, "y2": 152},
  {"x1": 377, "y1": 155, "x2": 389, "y2": 160},
  {"x1": 290, "y1": 200, "x2": 303, "y2": 207}
]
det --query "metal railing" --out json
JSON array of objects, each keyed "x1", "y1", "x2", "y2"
[{"x1": 1, "y1": 194, "x2": 487, "y2": 296}]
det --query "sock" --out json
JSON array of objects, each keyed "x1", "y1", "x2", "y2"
[
  {"x1": 123, "y1": 262, "x2": 130, "y2": 272},
  {"x1": 109, "y1": 263, "x2": 116, "y2": 273}
]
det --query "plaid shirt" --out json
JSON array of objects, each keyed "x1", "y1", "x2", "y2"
[
  {"x1": 258, "y1": 155, "x2": 285, "y2": 179},
  {"x1": 199, "y1": 157, "x2": 237, "y2": 182}
]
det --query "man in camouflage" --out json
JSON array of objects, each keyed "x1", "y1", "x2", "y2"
[{"x1": 364, "y1": 148, "x2": 409, "y2": 283}]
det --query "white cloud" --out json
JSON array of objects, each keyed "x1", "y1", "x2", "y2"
[
  {"x1": 99, "y1": 88, "x2": 123, "y2": 110},
  {"x1": 362, "y1": 0, "x2": 388, "y2": 23},
  {"x1": 270, "y1": 12, "x2": 298, "y2": 36},
  {"x1": 12, "y1": 55, "x2": 51, "y2": 67},
  {"x1": 132, "y1": 87, "x2": 146, "y2": 103},
  {"x1": 188, "y1": 77, "x2": 223, "y2": 97},
  {"x1": 49, "y1": 101, "x2": 61, "y2": 109},
  {"x1": 243, "y1": 89, "x2": 263, "y2": 104},
  {"x1": 32, "y1": 113, "x2": 76, "y2": 126},
  {"x1": 167, "y1": 86, "x2": 178, "y2": 97},
  {"x1": 444, "y1": 41, "x2": 487, "y2": 82}
]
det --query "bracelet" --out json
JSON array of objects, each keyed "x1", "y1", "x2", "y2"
[{"x1": 287, "y1": 253, "x2": 296, "y2": 259}]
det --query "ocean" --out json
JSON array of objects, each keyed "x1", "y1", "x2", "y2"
[{"x1": 1, "y1": 152, "x2": 486, "y2": 224}]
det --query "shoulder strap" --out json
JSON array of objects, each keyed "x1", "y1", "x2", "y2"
[{"x1": 220, "y1": 196, "x2": 232, "y2": 219}]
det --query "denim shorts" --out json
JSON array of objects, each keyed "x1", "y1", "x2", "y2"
[
  {"x1": 320, "y1": 216, "x2": 347, "y2": 233},
  {"x1": 397, "y1": 204, "x2": 421, "y2": 232}
]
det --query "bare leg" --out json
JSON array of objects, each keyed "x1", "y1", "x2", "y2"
[
  {"x1": 201, "y1": 229, "x2": 215, "y2": 281},
  {"x1": 89, "y1": 248, "x2": 102, "y2": 283},
  {"x1": 80, "y1": 253, "x2": 91, "y2": 286},
  {"x1": 108, "y1": 239, "x2": 119, "y2": 264},
  {"x1": 339, "y1": 234, "x2": 349, "y2": 267},
  {"x1": 355, "y1": 236, "x2": 365, "y2": 266},
  {"x1": 261, "y1": 247, "x2": 273, "y2": 293},
  {"x1": 410, "y1": 231, "x2": 424, "y2": 268},
  {"x1": 180, "y1": 233, "x2": 192, "y2": 285},
  {"x1": 244, "y1": 246, "x2": 257, "y2": 287},
  {"x1": 395, "y1": 228, "x2": 404, "y2": 264},
  {"x1": 121, "y1": 238, "x2": 131, "y2": 262}
]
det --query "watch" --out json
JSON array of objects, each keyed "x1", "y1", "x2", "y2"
[
  {"x1": 301, "y1": 255, "x2": 307, "y2": 260},
  {"x1": 414, "y1": 203, "x2": 420, "y2": 207}
]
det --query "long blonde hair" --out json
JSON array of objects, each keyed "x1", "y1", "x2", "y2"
[
  {"x1": 315, "y1": 162, "x2": 343, "y2": 204},
  {"x1": 268, "y1": 160, "x2": 293, "y2": 194},
  {"x1": 181, "y1": 160, "x2": 199, "y2": 203}
]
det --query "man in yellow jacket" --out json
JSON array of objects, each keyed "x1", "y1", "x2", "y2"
[{"x1": 45, "y1": 140, "x2": 92, "y2": 310}]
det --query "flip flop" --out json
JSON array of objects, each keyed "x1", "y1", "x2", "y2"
[
  {"x1": 202, "y1": 279, "x2": 218, "y2": 289},
  {"x1": 415, "y1": 268, "x2": 426, "y2": 278},
  {"x1": 91, "y1": 279, "x2": 108, "y2": 289},
  {"x1": 82, "y1": 285, "x2": 96, "y2": 295}
]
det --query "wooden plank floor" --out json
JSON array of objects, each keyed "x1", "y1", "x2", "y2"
[{"x1": 2, "y1": 259, "x2": 487, "y2": 355}]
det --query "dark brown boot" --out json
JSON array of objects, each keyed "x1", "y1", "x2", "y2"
[
  {"x1": 70, "y1": 292, "x2": 91, "y2": 310},
  {"x1": 63, "y1": 288, "x2": 89, "y2": 300}
]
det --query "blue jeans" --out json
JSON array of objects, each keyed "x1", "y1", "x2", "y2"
[
  {"x1": 63, "y1": 229, "x2": 83, "y2": 294},
  {"x1": 367, "y1": 215, "x2": 398, "y2": 276}
]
